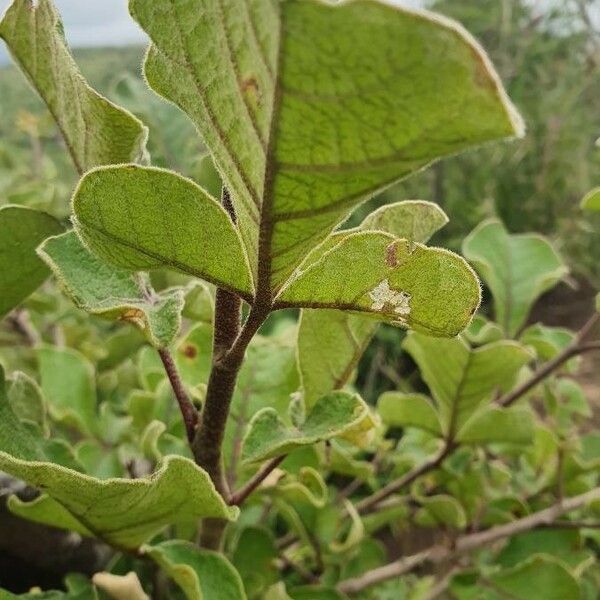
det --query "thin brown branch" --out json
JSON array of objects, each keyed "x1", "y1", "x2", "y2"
[
  {"x1": 338, "y1": 487, "x2": 600, "y2": 594},
  {"x1": 6, "y1": 309, "x2": 40, "y2": 346},
  {"x1": 355, "y1": 443, "x2": 452, "y2": 514},
  {"x1": 228, "y1": 455, "x2": 285, "y2": 506},
  {"x1": 157, "y1": 348, "x2": 198, "y2": 444},
  {"x1": 498, "y1": 313, "x2": 600, "y2": 407}
]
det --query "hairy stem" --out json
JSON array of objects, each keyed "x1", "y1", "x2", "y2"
[
  {"x1": 338, "y1": 487, "x2": 600, "y2": 594},
  {"x1": 192, "y1": 303, "x2": 268, "y2": 548},
  {"x1": 229, "y1": 455, "x2": 285, "y2": 506},
  {"x1": 157, "y1": 348, "x2": 198, "y2": 444}
]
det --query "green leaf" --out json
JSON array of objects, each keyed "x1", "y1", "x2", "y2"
[
  {"x1": 520, "y1": 324, "x2": 576, "y2": 361},
  {"x1": 278, "y1": 235, "x2": 480, "y2": 337},
  {"x1": 232, "y1": 527, "x2": 278, "y2": 599},
  {"x1": 415, "y1": 494, "x2": 467, "y2": 528},
  {"x1": 38, "y1": 231, "x2": 184, "y2": 348},
  {"x1": 129, "y1": 0, "x2": 521, "y2": 290},
  {"x1": 456, "y1": 406, "x2": 535, "y2": 445},
  {"x1": 377, "y1": 392, "x2": 442, "y2": 436},
  {"x1": 72, "y1": 165, "x2": 254, "y2": 298},
  {"x1": 489, "y1": 555, "x2": 581, "y2": 600},
  {"x1": 296, "y1": 201, "x2": 452, "y2": 407},
  {"x1": 359, "y1": 200, "x2": 449, "y2": 243},
  {"x1": 463, "y1": 220, "x2": 567, "y2": 336},
  {"x1": 403, "y1": 333, "x2": 532, "y2": 436},
  {"x1": 297, "y1": 310, "x2": 375, "y2": 408},
  {"x1": 92, "y1": 573, "x2": 149, "y2": 600},
  {"x1": 38, "y1": 345, "x2": 97, "y2": 436},
  {"x1": 0, "y1": 365, "x2": 235, "y2": 549},
  {"x1": 242, "y1": 391, "x2": 370, "y2": 463},
  {"x1": 0, "y1": 0, "x2": 147, "y2": 174},
  {"x1": 0, "y1": 205, "x2": 64, "y2": 319},
  {"x1": 464, "y1": 315, "x2": 504, "y2": 345},
  {"x1": 7, "y1": 371, "x2": 47, "y2": 432},
  {"x1": 581, "y1": 187, "x2": 600, "y2": 211},
  {"x1": 144, "y1": 541, "x2": 246, "y2": 600}
]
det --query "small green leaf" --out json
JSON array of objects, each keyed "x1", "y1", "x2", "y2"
[
  {"x1": 242, "y1": 391, "x2": 369, "y2": 463},
  {"x1": 232, "y1": 527, "x2": 278, "y2": 598},
  {"x1": 415, "y1": 494, "x2": 467, "y2": 528},
  {"x1": 130, "y1": 0, "x2": 522, "y2": 289},
  {"x1": 38, "y1": 345, "x2": 97, "y2": 436},
  {"x1": 0, "y1": 0, "x2": 147, "y2": 174},
  {"x1": 298, "y1": 310, "x2": 375, "y2": 408},
  {"x1": 7, "y1": 371, "x2": 47, "y2": 432},
  {"x1": 278, "y1": 234, "x2": 480, "y2": 337},
  {"x1": 72, "y1": 165, "x2": 254, "y2": 298},
  {"x1": 144, "y1": 541, "x2": 246, "y2": 600},
  {"x1": 377, "y1": 392, "x2": 442, "y2": 436},
  {"x1": 581, "y1": 187, "x2": 600, "y2": 211},
  {"x1": 463, "y1": 220, "x2": 567, "y2": 336},
  {"x1": 39, "y1": 231, "x2": 184, "y2": 348},
  {"x1": 464, "y1": 315, "x2": 504, "y2": 345},
  {"x1": 520, "y1": 324, "x2": 576, "y2": 361},
  {"x1": 403, "y1": 333, "x2": 532, "y2": 436},
  {"x1": 456, "y1": 406, "x2": 535, "y2": 445},
  {"x1": 0, "y1": 205, "x2": 63, "y2": 319},
  {"x1": 359, "y1": 200, "x2": 449, "y2": 243}
]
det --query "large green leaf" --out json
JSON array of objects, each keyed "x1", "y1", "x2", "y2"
[
  {"x1": 0, "y1": 365, "x2": 235, "y2": 549},
  {"x1": 278, "y1": 234, "x2": 480, "y2": 337},
  {"x1": 242, "y1": 391, "x2": 369, "y2": 463},
  {"x1": 0, "y1": 205, "x2": 63, "y2": 319},
  {"x1": 72, "y1": 165, "x2": 253, "y2": 297},
  {"x1": 0, "y1": 0, "x2": 147, "y2": 174},
  {"x1": 297, "y1": 201, "x2": 451, "y2": 406},
  {"x1": 463, "y1": 220, "x2": 567, "y2": 336},
  {"x1": 403, "y1": 333, "x2": 532, "y2": 436},
  {"x1": 144, "y1": 541, "x2": 246, "y2": 600},
  {"x1": 39, "y1": 231, "x2": 185, "y2": 348},
  {"x1": 129, "y1": 0, "x2": 521, "y2": 291}
]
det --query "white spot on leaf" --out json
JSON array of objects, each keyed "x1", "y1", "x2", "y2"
[{"x1": 368, "y1": 279, "x2": 411, "y2": 319}]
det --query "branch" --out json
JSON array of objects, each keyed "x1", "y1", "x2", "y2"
[
  {"x1": 498, "y1": 313, "x2": 600, "y2": 407},
  {"x1": 337, "y1": 487, "x2": 600, "y2": 594},
  {"x1": 228, "y1": 455, "x2": 285, "y2": 506},
  {"x1": 355, "y1": 443, "x2": 452, "y2": 514},
  {"x1": 157, "y1": 348, "x2": 198, "y2": 444}
]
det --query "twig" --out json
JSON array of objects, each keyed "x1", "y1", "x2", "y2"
[
  {"x1": 278, "y1": 555, "x2": 320, "y2": 584},
  {"x1": 6, "y1": 309, "x2": 40, "y2": 346},
  {"x1": 337, "y1": 487, "x2": 600, "y2": 594},
  {"x1": 355, "y1": 444, "x2": 452, "y2": 514},
  {"x1": 157, "y1": 348, "x2": 198, "y2": 444},
  {"x1": 228, "y1": 455, "x2": 285, "y2": 506},
  {"x1": 498, "y1": 313, "x2": 600, "y2": 407}
]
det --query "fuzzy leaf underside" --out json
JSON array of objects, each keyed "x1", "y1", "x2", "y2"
[
  {"x1": 0, "y1": 366, "x2": 236, "y2": 549},
  {"x1": 297, "y1": 201, "x2": 452, "y2": 406},
  {"x1": 463, "y1": 220, "x2": 567, "y2": 336},
  {"x1": 39, "y1": 231, "x2": 184, "y2": 347},
  {"x1": 242, "y1": 391, "x2": 370, "y2": 463},
  {"x1": 278, "y1": 234, "x2": 481, "y2": 337},
  {"x1": 129, "y1": 0, "x2": 522, "y2": 290},
  {"x1": 72, "y1": 165, "x2": 254, "y2": 298},
  {"x1": 143, "y1": 541, "x2": 246, "y2": 600},
  {"x1": 0, "y1": 206, "x2": 64, "y2": 319},
  {"x1": 403, "y1": 333, "x2": 533, "y2": 436},
  {"x1": 0, "y1": 0, "x2": 148, "y2": 173}
]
